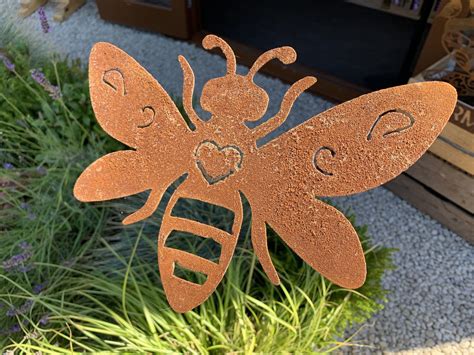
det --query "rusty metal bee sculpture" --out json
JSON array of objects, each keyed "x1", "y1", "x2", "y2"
[{"x1": 74, "y1": 35, "x2": 457, "y2": 313}]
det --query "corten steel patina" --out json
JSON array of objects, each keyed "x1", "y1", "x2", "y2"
[{"x1": 74, "y1": 35, "x2": 457, "y2": 313}]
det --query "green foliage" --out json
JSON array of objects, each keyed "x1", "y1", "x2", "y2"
[{"x1": 0, "y1": 41, "x2": 395, "y2": 353}]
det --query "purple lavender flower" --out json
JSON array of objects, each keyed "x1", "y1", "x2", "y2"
[
  {"x1": 39, "y1": 313, "x2": 49, "y2": 325},
  {"x1": 0, "y1": 53, "x2": 15, "y2": 72},
  {"x1": 30, "y1": 68, "x2": 48, "y2": 86},
  {"x1": 3, "y1": 162, "x2": 14, "y2": 170},
  {"x1": 2, "y1": 58, "x2": 15, "y2": 71},
  {"x1": 38, "y1": 6, "x2": 50, "y2": 34},
  {"x1": 19, "y1": 241, "x2": 32, "y2": 250},
  {"x1": 7, "y1": 299, "x2": 34, "y2": 317},
  {"x1": 2, "y1": 248, "x2": 33, "y2": 273},
  {"x1": 19, "y1": 299, "x2": 34, "y2": 314},
  {"x1": 33, "y1": 281, "x2": 48, "y2": 294},
  {"x1": 6, "y1": 308, "x2": 16, "y2": 317},
  {"x1": 9, "y1": 324, "x2": 21, "y2": 333},
  {"x1": 30, "y1": 68, "x2": 61, "y2": 100}
]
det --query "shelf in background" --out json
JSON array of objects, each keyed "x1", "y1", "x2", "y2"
[{"x1": 347, "y1": 0, "x2": 440, "y2": 22}]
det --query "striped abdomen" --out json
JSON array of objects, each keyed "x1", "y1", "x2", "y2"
[{"x1": 158, "y1": 179, "x2": 242, "y2": 313}]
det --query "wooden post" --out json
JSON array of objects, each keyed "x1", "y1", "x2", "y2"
[{"x1": 19, "y1": 0, "x2": 47, "y2": 17}]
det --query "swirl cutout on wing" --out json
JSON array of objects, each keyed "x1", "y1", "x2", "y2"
[
  {"x1": 138, "y1": 106, "x2": 156, "y2": 128},
  {"x1": 313, "y1": 146, "x2": 336, "y2": 176},
  {"x1": 102, "y1": 68, "x2": 126, "y2": 95},
  {"x1": 367, "y1": 109, "x2": 415, "y2": 141}
]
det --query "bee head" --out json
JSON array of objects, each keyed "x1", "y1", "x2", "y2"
[{"x1": 200, "y1": 35, "x2": 296, "y2": 122}]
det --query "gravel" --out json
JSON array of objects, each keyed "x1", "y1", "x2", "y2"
[{"x1": 1, "y1": 1, "x2": 473, "y2": 353}]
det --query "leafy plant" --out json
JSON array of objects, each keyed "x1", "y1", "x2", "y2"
[{"x1": 0, "y1": 38, "x2": 395, "y2": 353}]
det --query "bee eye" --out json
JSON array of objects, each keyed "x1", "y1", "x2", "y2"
[{"x1": 137, "y1": 106, "x2": 155, "y2": 128}]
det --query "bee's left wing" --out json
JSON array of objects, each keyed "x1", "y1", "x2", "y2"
[
  {"x1": 240, "y1": 82, "x2": 457, "y2": 288},
  {"x1": 74, "y1": 42, "x2": 196, "y2": 225}
]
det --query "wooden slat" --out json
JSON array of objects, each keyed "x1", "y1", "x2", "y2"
[
  {"x1": 439, "y1": 123, "x2": 474, "y2": 152},
  {"x1": 429, "y1": 139, "x2": 474, "y2": 175},
  {"x1": 385, "y1": 173, "x2": 474, "y2": 244},
  {"x1": 404, "y1": 152, "x2": 474, "y2": 213}
]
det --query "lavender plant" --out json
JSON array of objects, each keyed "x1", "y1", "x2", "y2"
[
  {"x1": 37, "y1": 6, "x2": 50, "y2": 34},
  {"x1": 0, "y1": 39, "x2": 110, "y2": 345},
  {"x1": 30, "y1": 68, "x2": 61, "y2": 99},
  {"x1": 0, "y1": 52, "x2": 15, "y2": 72}
]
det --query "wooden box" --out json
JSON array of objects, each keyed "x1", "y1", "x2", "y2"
[
  {"x1": 385, "y1": 152, "x2": 473, "y2": 244},
  {"x1": 384, "y1": 54, "x2": 474, "y2": 243},
  {"x1": 410, "y1": 54, "x2": 474, "y2": 176}
]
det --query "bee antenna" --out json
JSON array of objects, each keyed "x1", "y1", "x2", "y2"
[
  {"x1": 247, "y1": 47, "x2": 296, "y2": 81},
  {"x1": 202, "y1": 35, "x2": 236, "y2": 75}
]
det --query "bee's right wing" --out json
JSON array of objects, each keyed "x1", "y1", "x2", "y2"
[
  {"x1": 239, "y1": 82, "x2": 456, "y2": 288},
  {"x1": 74, "y1": 42, "x2": 196, "y2": 224}
]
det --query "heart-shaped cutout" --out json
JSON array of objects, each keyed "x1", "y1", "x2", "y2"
[{"x1": 195, "y1": 140, "x2": 243, "y2": 185}]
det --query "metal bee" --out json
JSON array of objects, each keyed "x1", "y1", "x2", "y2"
[{"x1": 74, "y1": 35, "x2": 457, "y2": 313}]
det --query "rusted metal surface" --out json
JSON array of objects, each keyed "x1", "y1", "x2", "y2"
[{"x1": 74, "y1": 35, "x2": 457, "y2": 312}]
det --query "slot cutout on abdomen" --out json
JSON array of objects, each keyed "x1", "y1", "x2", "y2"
[
  {"x1": 165, "y1": 230, "x2": 222, "y2": 261},
  {"x1": 171, "y1": 197, "x2": 235, "y2": 234},
  {"x1": 173, "y1": 261, "x2": 208, "y2": 286}
]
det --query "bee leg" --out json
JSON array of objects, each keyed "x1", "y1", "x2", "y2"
[
  {"x1": 178, "y1": 55, "x2": 202, "y2": 129},
  {"x1": 251, "y1": 217, "x2": 280, "y2": 285},
  {"x1": 252, "y1": 76, "x2": 317, "y2": 140},
  {"x1": 122, "y1": 188, "x2": 162, "y2": 225}
]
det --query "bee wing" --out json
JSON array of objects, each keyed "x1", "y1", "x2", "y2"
[
  {"x1": 240, "y1": 81, "x2": 456, "y2": 287},
  {"x1": 243, "y1": 189, "x2": 366, "y2": 288},
  {"x1": 75, "y1": 43, "x2": 196, "y2": 223},
  {"x1": 89, "y1": 42, "x2": 190, "y2": 148},
  {"x1": 74, "y1": 150, "x2": 149, "y2": 202},
  {"x1": 255, "y1": 82, "x2": 457, "y2": 197},
  {"x1": 74, "y1": 147, "x2": 188, "y2": 226}
]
